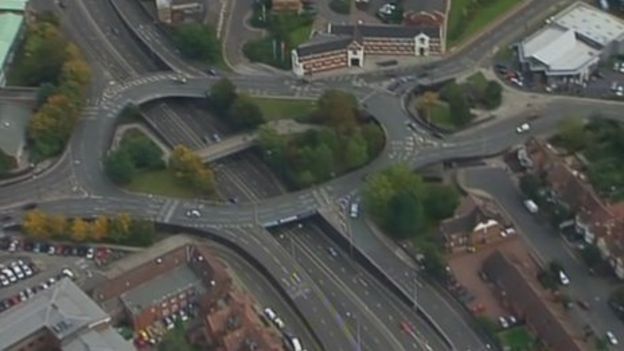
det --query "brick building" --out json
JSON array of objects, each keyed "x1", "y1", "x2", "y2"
[
  {"x1": 92, "y1": 237, "x2": 231, "y2": 331},
  {"x1": 200, "y1": 290, "x2": 284, "y2": 351},
  {"x1": 483, "y1": 251, "x2": 590, "y2": 351},
  {"x1": 271, "y1": 0, "x2": 302, "y2": 13},
  {"x1": 526, "y1": 138, "x2": 624, "y2": 279},
  {"x1": 439, "y1": 195, "x2": 511, "y2": 253},
  {"x1": 155, "y1": 0, "x2": 204, "y2": 24},
  {"x1": 292, "y1": 22, "x2": 444, "y2": 76}
]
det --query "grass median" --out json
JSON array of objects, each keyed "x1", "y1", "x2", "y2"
[{"x1": 249, "y1": 97, "x2": 317, "y2": 120}]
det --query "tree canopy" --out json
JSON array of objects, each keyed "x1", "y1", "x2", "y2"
[
  {"x1": 104, "y1": 131, "x2": 164, "y2": 185},
  {"x1": 363, "y1": 165, "x2": 459, "y2": 239},
  {"x1": 171, "y1": 24, "x2": 220, "y2": 63},
  {"x1": 169, "y1": 145, "x2": 216, "y2": 194}
]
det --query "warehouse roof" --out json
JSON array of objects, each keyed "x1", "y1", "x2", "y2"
[
  {"x1": 554, "y1": 2, "x2": 624, "y2": 47},
  {"x1": 521, "y1": 26, "x2": 599, "y2": 72},
  {"x1": 0, "y1": 12, "x2": 24, "y2": 68},
  {"x1": 0, "y1": 278, "x2": 134, "y2": 351},
  {"x1": 0, "y1": 0, "x2": 28, "y2": 12}
]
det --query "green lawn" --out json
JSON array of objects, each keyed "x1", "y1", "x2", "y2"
[
  {"x1": 498, "y1": 326, "x2": 535, "y2": 351},
  {"x1": 447, "y1": 0, "x2": 521, "y2": 47},
  {"x1": 125, "y1": 169, "x2": 197, "y2": 198},
  {"x1": 290, "y1": 24, "x2": 313, "y2": 47},
  {"x1": 428, "y1": 101, "x2": 455, "y2": 130},
  {"x1": 249, "y1": 97, "x2": 317, "y2": 120}
]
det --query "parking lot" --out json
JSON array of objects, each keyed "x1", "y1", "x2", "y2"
[{"x1": 0, "y1": 234, "x2": 126, "y2": 313}]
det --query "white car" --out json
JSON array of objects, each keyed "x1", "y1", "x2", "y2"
[
  {"x1": 273, "y1": 317, "x2": 285, "y2": 329},
  {"x1": 498, "y1": 316, "x2": 509, "y2": 329},
  {"x1": 61, "y1": 268, "x2": 75, "y2": 280},
  {"x1": 179, "y1": 309, "x2": 189, "y2": 322},
  {"x1": 349, "y1": 202, "x2": 360, "y2": 218},
  {"x1": 516, "y1": 123, "x2": 530, "y2": 134},
  {"x1": 185, "y1": 209, "x2": 201, "y2": 218},
  {"x1": 10, "y1": 265, "x2": 24, "y2": 280},
  {"x1": 2, "y1": 269, "x2": 16, "y2": 283},
  {"x1": 263, "y1": 307, "x2": 277, "y2": 321},
  {"x1": 616, "y1": 85, "x2": 624, "y2": 97},
  {"x1": 607, "y1": 331, "x2": 619, "y2": 345},
  {"x1": 558, "y1": 271, "x2": 570, "y2": 286},
  {"x1": 0, "y1": 274, "x2": 9, "y2": 286},
  {"x1": 86, "y1": 247, "x2": 95, "y2": 260}
]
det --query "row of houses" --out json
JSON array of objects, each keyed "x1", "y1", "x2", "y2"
[
  {"x1": 292, "y1": 11, "x2": 446, "y2": 76},
  {"x1": 525, "y1": 138, "x2": 624, "y2": 279}
]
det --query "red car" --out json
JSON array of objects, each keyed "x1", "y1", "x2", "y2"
[{"x1": 400, "y1": 321, "x2": 415, "y2": 334}]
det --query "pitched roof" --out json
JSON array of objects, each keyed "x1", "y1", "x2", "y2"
[
  {"x1": 483, "y1": 251, "x2": 587, "y2": 351},
  {"x1": 330, "y1": 23, "x2": 440, "y2": 39},
  {"x1": 0, "y1": 278, "x2": 134, "y2": 351},
  {"x1": 295, "y1": 34, "x2": 353, "y2": 57}
]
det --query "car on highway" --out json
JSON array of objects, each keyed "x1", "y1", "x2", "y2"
[
  {"x1": 516, "y1": 122, "x2": 530, "y2": 134},
  {"x1": 349, "y1": 202, "x2": 360, "y2": 218},
  {"x1": 185, "y1": 209, "x2": 201, "y2": 218},
  {"x1": 327, "y1": 247, "x2": 339, "y2": 257},
  {"x1": 172, "y1": 76, "x2": 187, "y2": 84},
  {"x1": 523, "y1": 199, "x2": 539, "y2": 214},
  {"x1": 607, "y1": 331, "x2": 618, "y2": 345},
  {"x1": 288, "y1": 336, "x2": 303, "y2": 351}
]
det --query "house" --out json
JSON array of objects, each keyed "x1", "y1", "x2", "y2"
[
  {"x1": 483, "y1": 251, "x2": 590, "y2": 351},
  {"x1": 439, "y1": 195, "x2": 510, "y2": 253},
  {"x1": 518, "y1": 2, "x2": 624, "y2": 85},
  {"x1": 271, "y1": 0, "x2": 302, "y2": 13},
  {"x1": 155, "y1": 0, "x2": 204, "y2": 24},
  {"x1": 0, "y1": 278, "x2": 135, "y2": 351},
  {"x1": 292, "y1": 22, "x2": 444, "y2": 76},
  {"x1": 526, "y1": 138, "x2": 624, "y2": 279}
]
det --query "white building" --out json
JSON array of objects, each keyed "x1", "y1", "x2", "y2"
[{"x1": 518, "y1": 2, "x2": 624, "y2": 84}]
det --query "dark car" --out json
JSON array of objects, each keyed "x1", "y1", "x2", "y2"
[{"x1": 22, "y1": 203, "x2": 37, "y2": 210}]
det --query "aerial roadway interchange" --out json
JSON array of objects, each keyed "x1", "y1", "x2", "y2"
[{"x1": 2, "y1": 0, "x2": 624, "y2": 351}]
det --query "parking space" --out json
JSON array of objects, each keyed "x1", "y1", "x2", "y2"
[{"x1": 0, "y1": 235, "x2": 126, "y2": 313}]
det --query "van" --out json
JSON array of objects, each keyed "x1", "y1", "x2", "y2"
[
  {"x1": 290, "y1": 337, "x2": 303, "y2": 351},
  {"x1": 523, "y1": 199, "x2": 538, "y2": 214},
  {"x1": 349, "y1": 202, "x2": 359, "y2": 218}
]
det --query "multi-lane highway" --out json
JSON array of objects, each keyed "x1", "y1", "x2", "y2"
[{"x1": 3, "y1": 0, "x2": 624, "y2": 350}]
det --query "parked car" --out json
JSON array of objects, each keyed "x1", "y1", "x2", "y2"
[
  {"x1": 558, "y1": 270, "x2": 570, "y2": 286},
  {"x1": 515, "y1": 122, "x2": 531, "y2": 134},
  {"x1": 498, "y1": 316, "x2": 509, "y2": 329}
]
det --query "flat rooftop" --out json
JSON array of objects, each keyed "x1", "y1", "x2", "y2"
[
  {"x1": 0, "y1": 0, "x2": 28, "y2": 12},
  {"x1": 0, "y1": 278, "x2": 134, "y2": 351},
  {"x1": 121, "y1": 265, "x2": 206, "y2": 315},
  {"x1": 554, "y1": 2, "x2": 624, "y2": 46},
  {"x1": 522, "y1": 26, "x2": 599, "y2": 72},
  {"x1": 0, "y1": 12, "x2": 23, "y2": 68}
]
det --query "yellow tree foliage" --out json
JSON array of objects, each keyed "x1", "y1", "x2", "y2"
[
  {"x1": 22, "y1": 210, "x2": 50, "y2": 239},
  {"x1": 48, "y1": 215, "x2": 68, "y2": 239},
  {"x1": 62, "y1": 58, "x2": 91, "y2": 88},
  {"x1": 169, "y1": 145, "x2": 216, "y2": 194},
  {"x1": 91, "y1": 215, "x2": 109, "y2": 241},
  {"x1": 417, "y1": 91, "x2": 440, "y2": 123},
  {"x1": 70, "y1": 217, "x2": 89, "y2": 242},
  {"x1": 116, "y1": 213, "x2": 132, "y2": 235}
]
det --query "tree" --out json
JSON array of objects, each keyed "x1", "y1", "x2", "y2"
[
  {"x1": 36, "y1": 82, "x2": 56, "y2": 108},
  {"x1": 425, "y1": 184, "x2": 459, "y2": 221},
  {"x1": 558, "y1": 117, "x2": 587, "y2": 152},
  {"x1": 171, "y1": 23, "x2": 220, "y2": 62},
  {"x1": 482, "y1": 81, "x2": 502, "y2": 109},
  {"x1": 104, "y1": 151, "x2": 135, "y2": 184},
  {"x1": 316, "y1": 90, "x2": 358, "y2": 133},
  {"x1": 361, "y1": 124, "x2": 385, "y2": 158},
  {"x1": 210, "y1": 78, "x2": 237, "y2": 112},
  {"x1": 343, "y1": 133, "x2": 368, "y2": 169},
  {"x1": 91, "y1": 215, "x2": 109, "y2": 241},
  {"x1": 229, "y1": 94, "x2": 265, "y2": 129},
  {"x1": 48, "y1": 215, "x2": 68, "y2": 239},
  {"x1": 519, "y1": 174, "x2": 542, "y2": 200},
  {"x1": 19, "y1": 22, "x2": 68, "y2": 86},
  {"x1": 123, "y1": 134, "x2": 164, "y2": 170},
  {"x1": 22, "y1": 210, "x2": 50, "y2": 239},
  {"x1": 169, "y1": 145, "x2": 216, "y2": 194},
  {"x1": 440, "y1": 82, "x2": 473, "y2": 126},
  {"x1": 384, "y1": 192, "x2": 425, "y2": 238},
  {"x1": 128, "y1": 220, "x2": 155, "y2": 246},
  {"x1": 417, "y1": 91, "x2": 439, "y2": 123},
  {"x1": 109, "y1": 213, "x2": 132, "y2": 243},
  {"x1": 70, "y1": 217, "x2": 89, "y2": 242}
]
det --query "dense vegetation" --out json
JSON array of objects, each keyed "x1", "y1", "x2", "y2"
[
  {"x1": 105, "y1": 131, "x2": 216, "y2": 196},
  {"x1": 105, "y1": 131, "x2": 165, "y2": 185},
  {"x1": 363, "y1": 165, "x2": 460, "y2": 278},
  {"x1": 244, "y1": 13, "x2": 313, "y2": 69},
  {"x1": 209, "y1": 78, "x2": 265, "y2": 130},
  {"x1": 554, "y1": 118, "x2": 624, "y2": 201},
  {"x1": 22, "y1": 211, "x2": 155, "y2": 247},
  {"x1": 419, "y1": 73, "x2": 502, "y2": 129},
  {"x1": 17, "y1": 14, "x2": 92, "y2": 160},
  {"x1": 171, "y1": 23, "x2": 221, "y2": 63},
  {"x1": 257, "y1": 90, "x2": 384, "y2": 188}
]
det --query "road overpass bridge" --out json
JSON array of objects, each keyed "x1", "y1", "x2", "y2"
[{"x1": 196, "y1": 120, "x2": 320, "y2": 163}]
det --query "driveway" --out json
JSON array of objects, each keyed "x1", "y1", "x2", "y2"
[{"x1": 462, "y1": 166, "x2": 624, "y2": 345}]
